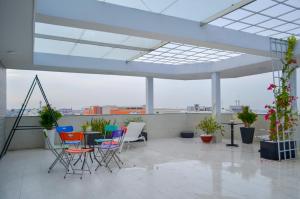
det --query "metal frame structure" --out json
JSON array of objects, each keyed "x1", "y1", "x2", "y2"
[
  {"x1": 270, "y1": 38, "x2": 296, "y2": 160},
  {"x1": 211, "y1": 0, "x2": 300, "y2": 39},
  {"x1": 0, "y1": 75, "x2": 58, "y2": 159}
]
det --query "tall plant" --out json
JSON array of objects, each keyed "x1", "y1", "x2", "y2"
[
  {"x1": 39, "y1": 106, "x2": 62, "y2": 130},
  {"x1": 237, "y1": 106, "x2": 257, "y2": 127},
  {"x1": 264, "y1": 36, "x2": 298, "y2": 141}
]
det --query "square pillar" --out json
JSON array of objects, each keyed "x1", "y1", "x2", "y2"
[
  {"x1": 146, "y1": 77, "x2": 154, "y2": 114},
  {"x1": 0, "y1": 66, "x2": 6, "y2": 150},
  {"x1": 211, "y1": 72, "x2": 221, "y2": 121},
  {"x1": 211, "y1": 72, "x2": 221, "y2": 143}
]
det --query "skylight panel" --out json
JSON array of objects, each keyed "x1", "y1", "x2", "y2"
[
  {"x1": 241, "y1": 14, "x2": 270, "y2": 25},
  {"x1": 133, "y1": 42, "x2": 243, "y2": 65},
  {"x1": 224, "y1": 9, "x2": 252, "y2": 20},
  {"x1": 242, "y1": 26, "x2": 265, "y2": 33},
  {"x1": 272, "y1": 33, "x2": 291, "y2": 39},
  {"x1": 103, "y1": 48, "x2": 141, "y2": 60},
  {"x1": 225, "y1": 22, "x2": 250, "y2": 30},
  {"x1": 261, "y1": 4, "x2": 294, "y2": 17},
  {"x1": 243, "y1": 0, "x2": 277, "y2": 12},
  {"x1": 279, "y1": 10, "x2": 300, "y2": 21},
  {"x1": 81, "y1": 30, "x2": 128, "y2": 44},
  {"x1": 257, "y1": 30, "x2": 280, "y2": 36},
  {"x1": 210, "y1": 18, "x2": 233, "y2": 26},
  {"x1": 285, "y1": 0, "x2": 300, "y2": 8},
  {"x1": 273, "y1": 23, "x2": 299, "y2": 32},
  {"x1": 35, "y1": 23, "x2": 83, "y2": 39},
  {"x1": 34, "y1": 38, "x2": 75, "y2": 55},
  {"x1": 288, "y1": 28, "x2": 300, "y2": 34},
  {"x1": 259, "y1": 19, "x2": 286, "y2": 28},
  {"x1": 70, "y1": 44, "x2": 112, "y2": 58}
]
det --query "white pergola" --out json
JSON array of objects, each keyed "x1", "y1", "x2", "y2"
[{"x1": 0, "y1": 0, "x2": 300, "y2": 119}]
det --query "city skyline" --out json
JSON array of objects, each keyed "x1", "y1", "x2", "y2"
[{"x1": 6, "y1": 69, "x2": 300, "y2": 111}]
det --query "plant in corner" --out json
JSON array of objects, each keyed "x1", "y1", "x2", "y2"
[
  {"x1": 237, "y1": 106, "x2": 257, "y2": 144},
  {"x1": 196, "y1": 116, "x2": 224, "y2": 143},
  {"x1": 39, "y1": 106, "x2": 62, "y2": 148},
  {"x1": 262, "y1": 35, "x2": 299, "y2": 160}
]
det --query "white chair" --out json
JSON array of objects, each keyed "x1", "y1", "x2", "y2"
[{"x1": 119, "y1": 122, "x2": 146, "y2": 152}]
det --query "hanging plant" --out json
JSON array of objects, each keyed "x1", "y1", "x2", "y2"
[{"x1": 264, "y1": 36, "x2": 298, "y2": 141}]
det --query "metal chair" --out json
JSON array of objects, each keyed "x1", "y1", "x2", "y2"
[
  {"x1": 95, "y1": 130, "x2": 124, "y2": 172},
  {"x1": 43, "y1": 130, "x2": 68, "y2": 173},
  {"x1": 60, "y1": 132, "x2": 93, "y2": 179}
]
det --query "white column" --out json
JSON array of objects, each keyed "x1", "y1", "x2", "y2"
[
  {"x1": 0, "y1": 66, "x2": 6, "y2": 150},
  {"x1": 211, "y1": 72, "x2": 221, "y2": 121},
  {"x1": 146, "y1": 77, "x2": 154, "y2": 114}
]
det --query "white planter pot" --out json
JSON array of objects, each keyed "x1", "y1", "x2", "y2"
[{"x1": 45, "y1": 129, "x2": 56, "y2": 149}]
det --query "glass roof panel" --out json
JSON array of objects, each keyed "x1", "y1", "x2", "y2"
[
  {"x1": 209, "y1": 0, "x2": 300, "y2": 39},
  {"x1": 285, "y1": 0, "x2": 300, "y2": 8},
  {"x1": 261, "y1": 4, "x2": 294, "y2": 17},
  {"x1": 241, "y1": 14, "x2": 270, "y2": 25},
  {"x1": 70, "y1": 44, "x2": 112, "y2": 58},
  {"x1": 225, "y1": 9, "x2": 252, "y2": 20},
  {"x1": 225, "y1": 22, "x2": 250, "y2": 30},
  {"x1": 35, "y1": 23, "x2": 83, "y2": 39},
  {"x1": 34, "y1": 38, "x2": 75, "y2": 55},
  {"x1": 279, "y1": 10, "x2": 300, "y2": 21},
  {"x1": 243, "y1": 0, "x2": 276, "y2": 12},
  {"x1": 273, "y1": 23, "x2": 299, "y2": 32},
  {"x1": 81, "y1": 30, "x2": 128, "y2": 44},
  {"x1": 133, "y1": 42, "x2": 243, "y2": 65},
  {"x1": 259, "y1": 19, "x2": 286, "y2": 28},
  {"x1": 98, "y1": 0, "x2": 242, "y2": 22},
  {"x1": 242, "y1": 26, "x2": 265, "y2": 33},
  {"x1": 103, "y1": 48, "x2": 141, "y2": 60}
]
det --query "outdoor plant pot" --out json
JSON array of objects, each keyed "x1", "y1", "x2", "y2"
[
  {"x1": 260, "y1": 140, "x2": 296, "y2": 160},
  {"x1": 200, "y1": 135, "x2": 213, "y2": 143},
  {"x1": 45, "y1": 129, "x2": 56, "y2": 149},
  {"x1": 240, "y1": 127, "x2": 255, "y2": 144},
  {"x1": 180, "y1": 131, "x2": 194, "y2": 138}
]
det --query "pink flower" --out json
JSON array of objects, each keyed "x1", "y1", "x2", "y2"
[
  {"x1": 267, "y1": 84, "x2": 277, "y2": 90},
  {"x1": 264, "y1": 114, "x2": 269, "y2": 121}
]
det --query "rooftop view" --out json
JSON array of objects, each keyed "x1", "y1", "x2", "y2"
[{"x1": 0, "y1": 0, "x2": 300, "y2": 199}]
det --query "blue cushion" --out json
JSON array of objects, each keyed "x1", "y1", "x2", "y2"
[
  {"x1": 95, "y1": 138, "x2": 112, "y2": 143},
  {"x1": 65, "y1": 141, "x2": 81, "y2": 145},
  {"x1": 56, "y1": 126, "x2": 73, "y2": 133}
]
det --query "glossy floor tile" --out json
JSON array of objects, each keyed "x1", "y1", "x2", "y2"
[{"x1": 1, "y1": 138, "x2": 300, "y2": 199}]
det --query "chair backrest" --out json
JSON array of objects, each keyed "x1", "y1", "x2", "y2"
[
  {"x1": 60, "y1": 132, "x2": 84, "y2": 143},
  {"x1": 104, "y1": 125, "x2": 118, "y2": 138},
  {"x1": 105, "y1": 125, "x2": 118, "y2": 132},
  {"x1": 56, "y1": 126, "x2": 73, "y2": 133},
  {"x1": 124, "y1": 122, "x2": 145, "y2": 139}
]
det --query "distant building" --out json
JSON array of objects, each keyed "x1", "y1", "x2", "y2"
[
  {"x1": 110, "y1": 106, "x2": 146, "y2": 115},
  {"x1": 187, "y1": 104, "x2": 212, "y2": 112},
  {"x1": 83, "y1": 106, "x2": 102, "y2": 115},
  {"x1": 58, "y1": 108, "x2": 73, "y2": 116},
  {"x1": 229, "y1": 105, "x2": 243, "y2": 113}
]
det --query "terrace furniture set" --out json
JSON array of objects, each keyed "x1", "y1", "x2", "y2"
[{"x1": 44, "y1": 122, "x2": 146, "y2": 179}]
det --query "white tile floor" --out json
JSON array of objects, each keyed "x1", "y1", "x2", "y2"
[{"x1": 1, "y1": 138, "x2": 300, "y2": 199}]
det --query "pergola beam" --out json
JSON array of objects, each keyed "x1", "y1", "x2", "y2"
[
  {"x1": 35, "y1": 0, "x2": 300, "y2": 57},
  {"x1": 35, "y1": 34, "x2": 154, "y2": 52}
]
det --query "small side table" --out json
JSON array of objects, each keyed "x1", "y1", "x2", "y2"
[{"x1": 222, "y1": 122, "x2": 242, "y2": 147}]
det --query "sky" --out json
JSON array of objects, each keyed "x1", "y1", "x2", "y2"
[{"x1": 6, "y1": 69, "x2": 300, "y2": 111}]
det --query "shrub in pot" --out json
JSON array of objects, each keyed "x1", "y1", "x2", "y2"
[
  {"x1": 39, "y1": 106, "x2": 62, "y2": 148},
  {"x1": 196, "y1": 117, "x2": 224, "y2": 143},
  {"x1": 237, "y1": 106, "x2": 257, "y2": 144}
]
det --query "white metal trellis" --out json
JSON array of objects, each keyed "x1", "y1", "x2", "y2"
[{"x1": 270, "y1": 37, "x2": 296, "y2": 161}]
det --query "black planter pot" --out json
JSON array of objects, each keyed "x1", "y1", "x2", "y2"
[
  {"x1": 240, "y1": 127, "x2": 255, "y2": 144},
  {"x1": 180, "y1": 131, "x2": 194, "y2": 138},
  {"x1": 260, "y1": 140, "x2": 296, "y2": 160}
]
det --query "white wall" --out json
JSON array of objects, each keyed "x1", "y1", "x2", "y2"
[
  {"x1": 0, "y1": 67, "x2": 6, "y2": 151},
  {"x1": 4, "y1": 113, "x2": 270, "y2": 150}
]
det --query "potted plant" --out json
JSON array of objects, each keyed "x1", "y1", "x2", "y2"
[
  {"x1": 262, "y1": 36, "x2": 298, "y2": 160},
  {"x1": 39, "y1": 106, "x2": 62, "y2": 148},
  {"x1": 196, "y1": 116, "x2": 224, "y2": 143},
  {"x1": 237, "y1": 106, "x2": 257, "y2": 144}
]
